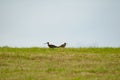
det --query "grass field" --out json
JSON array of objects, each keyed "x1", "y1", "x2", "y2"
[{"x1": 0, "y1": 47, "x2": 120, "y2": 80}]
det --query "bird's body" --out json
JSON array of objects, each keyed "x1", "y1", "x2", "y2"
[
  {"x1": 46, "y1": 42, "x2": 58, "y2": 48},
  {"x1": 59, "y1": 43, "x2": 66, "y2": 48}
]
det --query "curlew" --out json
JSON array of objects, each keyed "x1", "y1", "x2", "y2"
[
  {"x1": 59, "y1": 43, "x2": 67, "y2": 48},
  {"x1": 45, "y1": 42, "x2": 58, "y2": 48}
]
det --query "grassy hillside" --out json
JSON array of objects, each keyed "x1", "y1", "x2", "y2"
[{"x1": 0, "y1": 47, "x2": 120, "y2": 80}]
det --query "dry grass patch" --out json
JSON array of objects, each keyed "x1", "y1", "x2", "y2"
[{"x1": 0, "y1": 47, "x2": 120, "y2": 80}]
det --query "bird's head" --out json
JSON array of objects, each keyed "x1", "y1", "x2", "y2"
[
  {"x1": 44, "y1": 42, "x2": 49, "y2": 44},
  {"x1": 64, "y1": 42, "x2": 67, "y2": 45}
]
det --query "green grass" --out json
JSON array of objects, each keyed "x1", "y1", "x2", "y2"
[{"x1": 0, "y1": 47, "x2": 120, "y2": 80}]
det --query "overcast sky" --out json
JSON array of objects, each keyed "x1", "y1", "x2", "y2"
[{"x1": 0, "y1": 0, "x2": 120, "y2": 47}]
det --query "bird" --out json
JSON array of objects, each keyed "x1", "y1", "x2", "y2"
[
  {"x1": 58, "y1": 43, "x2": 67, "y2": 48},
  {"x1": 45, "y1": 42, "x2": 58, "y2": 48}
]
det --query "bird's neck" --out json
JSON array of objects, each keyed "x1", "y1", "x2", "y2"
[{"x1": 47, "y1": 43, "x2": 49, "y2": 45}]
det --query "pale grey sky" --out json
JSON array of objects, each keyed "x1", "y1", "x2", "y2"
[{"x1": 0, "y1": 0, "x2": 120, "y2": 47}]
